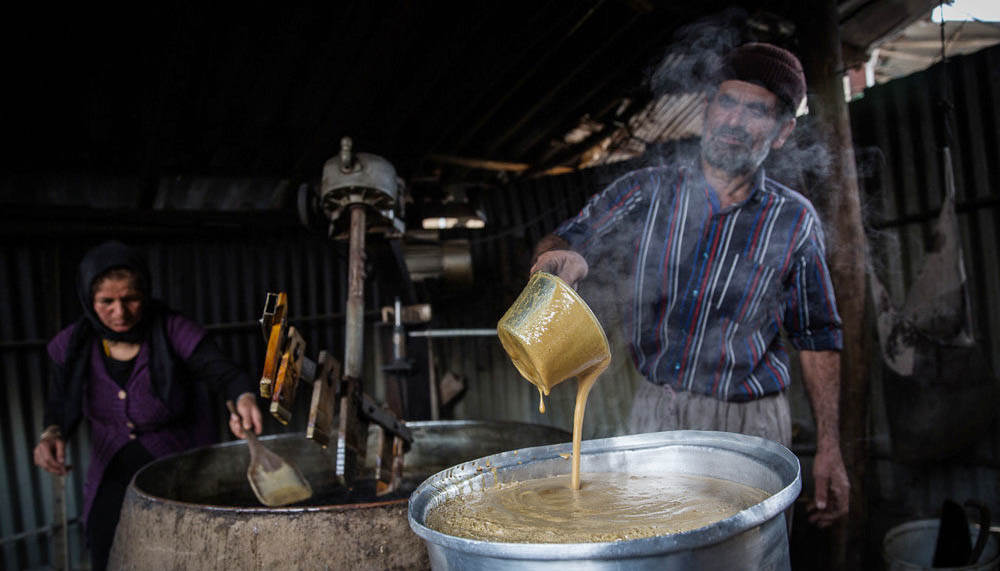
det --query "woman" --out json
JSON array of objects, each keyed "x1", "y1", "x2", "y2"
[{"x1": 33, "y1": 241, "x2": 263, "y2": 570}]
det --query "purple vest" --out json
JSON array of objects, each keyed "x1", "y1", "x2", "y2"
[{"x1": 48, "y1": 314, "x2": 217, "y2": 522}]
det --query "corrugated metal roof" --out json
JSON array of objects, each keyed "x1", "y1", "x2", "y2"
[
  {"x1": 580, "y1": 91, "x2": 707, "y2": 167},
  {"x1": 872, "y1": 17, "x2": 1000, "y2": 83}
]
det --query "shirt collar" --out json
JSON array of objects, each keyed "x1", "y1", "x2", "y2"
[{"x1": 692, "y1": 164, "x2": 767, "y2": 214}]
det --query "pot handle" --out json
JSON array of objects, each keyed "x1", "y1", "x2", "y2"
[{"x1": 966, "y1": 500, "x2": 991, "y2": 565}]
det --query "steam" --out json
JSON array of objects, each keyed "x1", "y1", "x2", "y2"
[
  {"x1": 648, "y1": 8, "x2": 746, "y2": 98},
  {"x1": 642, "y1": 9, "x2": 848, "y2": 257}
]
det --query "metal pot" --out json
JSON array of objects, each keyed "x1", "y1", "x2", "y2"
[
  {"x1": 408, "y1": 430, "x2": 801, "y2": 570},
  {"x1": 108, "y1": 420, "x2": 569, "y2": 570}
]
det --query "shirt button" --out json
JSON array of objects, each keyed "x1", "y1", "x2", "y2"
[
  {"x1": 703, "y1": 252, "x2": 709, "y2": 258},
  {"x1": 126, "y1": 421, "x2": 135, "y2": 429},
  {"x1": 128, "y1": 433, "x2": 137, "y2": 440},
  {"x1": 693, "y1": 289, "x2": 699, "y2": 295},
  {"x1": 117, "y1": 390, "x2": 127, "y2": 400},
  {"x1": 674, "y1": 363, "x2": 681, "y2": 371}
]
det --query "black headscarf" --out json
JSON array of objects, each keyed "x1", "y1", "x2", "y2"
[{"x1": 49, "y1": 241, "x2": 180, "y2": 435}]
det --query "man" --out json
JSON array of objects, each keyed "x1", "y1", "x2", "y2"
[{"x1": 531, "y1": 43, "x2": 849, "y2": 527}]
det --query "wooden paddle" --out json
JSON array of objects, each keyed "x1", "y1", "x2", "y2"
[{"x1": 226, "y1": 401, "x2": 313, "y2": 507}]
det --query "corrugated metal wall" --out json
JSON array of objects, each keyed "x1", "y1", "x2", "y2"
[
  {"x1": 853, "y1": 45, "x2": 1000, "y2": 371},
  {"x1": 431, "y1": 162, "x2": 642, "y2": 436},
  {"x1": 849, "y1": 44, "x2": 1000, "y2": 549}
]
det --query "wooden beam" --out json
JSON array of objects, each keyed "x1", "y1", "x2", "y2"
[
  {"x1": 427, "y1": 154, "x2": 573, "y2": 176},
  {"x1": 796, "y1": 1, "x2": 872, "y2": 569},
  {"x1": 428, "y1": 154, "x2": 531, "y2": 172}
]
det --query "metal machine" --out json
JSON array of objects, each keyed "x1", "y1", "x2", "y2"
[
  {"x1": 298, "y1": 136, "x2": 405, "y2": 238},
  {"x1": 264, "y1": 137, "x2": 414, "y2": 494},
  {"x1": 258, "y1": 291, "x2": 412, "y2": 494},
  {"x1": 264, "y1": 137, "x2": 482, "y2": 495}
]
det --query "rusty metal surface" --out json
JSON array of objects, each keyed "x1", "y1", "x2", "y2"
[{"x1": 344, "y1": 205, "x2": 367, "y2": 380}]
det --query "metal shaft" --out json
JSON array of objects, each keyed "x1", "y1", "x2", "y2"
[
  {"x1": 344, "y1": 205, "x2": 366, "y2": 379},
  {"x1": 392, "y1": 297, "x2": 405, "y2": 360}
]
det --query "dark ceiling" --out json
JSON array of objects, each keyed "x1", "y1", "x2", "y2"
[
  {"x1": 3, "y1": 2, "x2": 786, "y2": 182},
  {"x1": 4, "y1": 1, "x2": 922, "y2": 191}
]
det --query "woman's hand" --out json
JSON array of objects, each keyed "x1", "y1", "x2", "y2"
[
  {"x1": 229, "y1": 392, "x2": 263, "y2": 438},
  {"x1": 34, "y1": 436, "x2": 69, "y2": 476}
]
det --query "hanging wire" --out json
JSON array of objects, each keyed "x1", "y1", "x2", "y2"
[{"x1": 937, "y1": 1, "x2": 956, "y2": 159}]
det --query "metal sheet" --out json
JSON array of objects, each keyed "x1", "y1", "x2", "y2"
[{"x1": 850, "y1": 44, "x2": 1000, "y2": 537}]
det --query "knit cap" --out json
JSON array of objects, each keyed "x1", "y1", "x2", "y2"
[{"x1": 723, "y1": 42, "x2": 806, "y2": 112}]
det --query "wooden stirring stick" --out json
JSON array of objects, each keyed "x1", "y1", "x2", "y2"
[{"x1": 226, "y1": 400, "x2": 313, "y2": 507}]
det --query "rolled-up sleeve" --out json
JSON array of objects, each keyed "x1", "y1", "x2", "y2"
[{"x1": 783, "y1": 228, "x2": 843, "y2": 351}]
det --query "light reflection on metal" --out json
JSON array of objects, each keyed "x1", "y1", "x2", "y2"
[{"x1": 408, "y1": 329, "x2": 497, "y2": 338}]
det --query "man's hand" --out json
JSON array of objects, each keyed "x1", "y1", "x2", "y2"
[
  {"x1": 799, "y1": 349, "x2": 849, "y2": 527},
  {"x1": 808, "y1": 445, "x2": 850, "y2": 527},
  {"x1": 34, "y1": 436, "x2": 69, "y2": 476},
  {"x1": 530, "y1": 250, "x2": 589, "y2": 289},
  {"x1": 229, "y1": 392, "x2": 263, "y2": 438}
]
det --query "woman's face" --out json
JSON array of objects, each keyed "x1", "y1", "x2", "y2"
[{"x1": 92, "y1": 277, "x2": 144, "y2": 333}]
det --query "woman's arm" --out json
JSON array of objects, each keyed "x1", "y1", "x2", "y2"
[
  {"x1": 36, "y1": 360, "x2": 71, "y2": 475},
  {"x1": 185, "y1": 338, "x2": 263, "y2": 435}
]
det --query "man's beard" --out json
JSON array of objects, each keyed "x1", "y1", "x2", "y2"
[{"x1": 700, "y1": 126, "x2": 776, "y2": 177}]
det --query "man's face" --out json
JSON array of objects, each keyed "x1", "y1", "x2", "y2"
[{"x1": 700, "y1": 80, "x2": 795, "y2": 177}]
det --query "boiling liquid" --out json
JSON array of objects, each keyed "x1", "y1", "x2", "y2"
[{"x1": 426, "y1": 472, "x2": 770, "y2": 543}]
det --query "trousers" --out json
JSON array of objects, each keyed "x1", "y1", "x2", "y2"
[{"x1": 627, "y1": 378, "x2": 792, "y2": 447}]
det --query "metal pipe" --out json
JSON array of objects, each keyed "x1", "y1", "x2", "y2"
[
  {"x1": 392, "y1": 298, "x2": 405, "y2": 360},
  {"x1": 52, "y1": 474, "x2": 67, "y2": 570},
  {"x1": 343, "y1": 205, "x2": 367, "y2": 379},
  {"x1": 427, "y1": 337, "x2": 440, "y2": 421},
  {"x1": 0, "y1": 518, "x2": 81, "y2": 547},
  {"x1": 408, "y1": 329, "x2": 497, "y2": 338}
]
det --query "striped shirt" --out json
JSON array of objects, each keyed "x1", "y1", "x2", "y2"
[{"x1": 555, "y1": 163, "x2": 842, "y2": 402}]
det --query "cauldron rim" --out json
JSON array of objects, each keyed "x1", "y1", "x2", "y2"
[
  {"x1": 128, "y1": 420, "x2": 570, "y2": 513},
  {"x1": 408, "y1": 429, "x2": 802, "y2": 559}
]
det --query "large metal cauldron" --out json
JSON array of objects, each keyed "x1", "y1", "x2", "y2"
[
  {"x1": 109, "y1": 420, "x2": 569, "y2": 570},
  {"x1": 409, "y1": 430, "x2": 801, "y2": 570}
]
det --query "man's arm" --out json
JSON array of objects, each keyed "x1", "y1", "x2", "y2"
[
  {"x1": 799, "y1": 349, "x2": 850, "y2": 527},
  {"x1": 529, "y1": 234, "x2": 588, "y2": 288}
]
